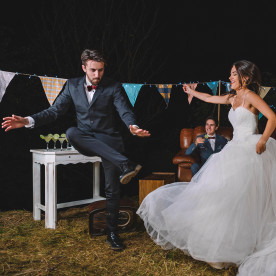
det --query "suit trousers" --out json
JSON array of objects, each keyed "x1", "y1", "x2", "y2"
[
  {"x1": 191, "y1": 162, "x2": 201, "y2": 176},
  {"x1": 66, "y1": 127, "x2": 128, "y2": 232}
]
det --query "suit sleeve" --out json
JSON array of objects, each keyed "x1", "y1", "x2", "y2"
[
  {"x1": 30, "y1": 81, "x2": 73, "y2": 127},
  {"x1": 112, "y1": 84, "x2": 138, "y2": 127},
  {"x1": 185, "y1": 136, "x2": 200, "y2": 155}
]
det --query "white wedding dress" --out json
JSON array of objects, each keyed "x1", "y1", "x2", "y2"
[{"x1": 137, "y1": 105, "x2": 276, "y2": 275}]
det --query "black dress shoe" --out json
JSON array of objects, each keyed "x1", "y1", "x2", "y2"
[
  {"x1": 119, "y1": 161, "x2": 142, "y2": 184},
  {"x1": 106, "y1": 231, "x2": 125, "y2": 250}
]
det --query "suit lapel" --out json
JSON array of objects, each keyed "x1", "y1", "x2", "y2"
[
  {"x1": 77, "y1": 76, "x2": 90, "y2": 108},
  {"x1": 214, "y1": 136, "x2": 220, "y2": 152}
]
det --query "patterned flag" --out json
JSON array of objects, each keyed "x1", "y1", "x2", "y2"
[
  {"x1": 157, "y1": 84, "x2": 172, "y2": 105},
  {"x1": 0, "y1": 70, "x2": 16, "y2": 102},
  {"x1": 259, "y1": 86, "x2": 271, "y2": 99},
  {"x1": 122, "y1": 83, "x2": 143, "y2": 106},
  {"x1": 39, "y1": 76, "x2": 67, "y2": 105}
]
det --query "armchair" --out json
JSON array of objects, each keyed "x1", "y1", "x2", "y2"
[{"x1": 173, "y1": 126, "x2": 233, "y2": 182}]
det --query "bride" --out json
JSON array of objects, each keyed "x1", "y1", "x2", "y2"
[{"x1": 137, "y1": 60, "x2": 276, "y2": 275}]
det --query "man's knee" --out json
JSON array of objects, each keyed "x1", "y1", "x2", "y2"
[{"x1": 66, "y1": 127, "x2": 78, "y2": 143}]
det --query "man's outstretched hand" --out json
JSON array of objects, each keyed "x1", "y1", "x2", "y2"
[
  {"x1": 129, "y1": 125, "x2": 151, "y2": 137},
  {"x1": 2, "y1": 115, "x2": 29, "y2": 132}
]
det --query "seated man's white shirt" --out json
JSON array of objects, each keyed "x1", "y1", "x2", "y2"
[{"x1": 208, "y1": 134, "x2": 216, "y2": 151}]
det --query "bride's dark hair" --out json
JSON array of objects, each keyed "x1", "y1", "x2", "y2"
[{"x1": 230, "y1": 60, "x2": 261, "y2": 95}]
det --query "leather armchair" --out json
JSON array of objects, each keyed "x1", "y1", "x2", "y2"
[{"x1": 173, "y1": 126, "x2": 233, "y2": 182}]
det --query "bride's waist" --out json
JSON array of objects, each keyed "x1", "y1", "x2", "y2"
[{"x1": 233, "y1": 127, "x2": 257, "y2": 140}]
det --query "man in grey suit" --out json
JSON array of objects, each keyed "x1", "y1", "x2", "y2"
[
  {"x1": 185, "y1": 116, "x2": 228, "y2": 176},
  {"x1": 2, "y1": 49, "x2": 150, "y2": 250}
]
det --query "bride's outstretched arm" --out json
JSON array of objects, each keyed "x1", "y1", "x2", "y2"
[
  {"x1": 246, "y1": 92, "x2": 276, "y2": 154},
  {"x1": 183, "y1": 84, "x2": 231, "y2": 105}
]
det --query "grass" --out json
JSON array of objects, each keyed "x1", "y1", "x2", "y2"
[{"x1": 0, "y1": 201, "x2": 238, "y2": 276}]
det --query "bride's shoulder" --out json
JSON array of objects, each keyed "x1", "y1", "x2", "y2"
[{"x1": 245, "y1": 89, "x2": 263, "y2": 102}]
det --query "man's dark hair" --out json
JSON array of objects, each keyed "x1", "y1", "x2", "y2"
[
  {"x1": 205, "y1": 115, "x2": 218, "y2": 126},
  {"x1": 81, "y1": 49, "x2": 106, "y2": 66}
]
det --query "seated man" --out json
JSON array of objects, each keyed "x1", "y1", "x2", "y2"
[{"x1": 186, "y1": 116, "x2": 228, "y2": 176}]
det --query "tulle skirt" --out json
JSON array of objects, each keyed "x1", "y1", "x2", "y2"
[{"x1": 137, "y1": 136, "x2": 276, "y2": 275}]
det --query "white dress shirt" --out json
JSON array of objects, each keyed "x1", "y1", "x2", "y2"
[
  {"x1": 208, "y1": 134, "x2": 216, "y2": 151},
  {"x1": 85, "y1": 77, "x2": 96, "y2": 104}
]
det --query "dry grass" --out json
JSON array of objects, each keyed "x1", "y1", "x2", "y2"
[{"x1": 0, "y1": 202, "x2": 238, "y2": 276}]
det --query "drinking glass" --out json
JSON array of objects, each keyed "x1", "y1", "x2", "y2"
[
  {"x1": 52, "y1": 134, "x2": 60, "y2": 150},
  {"x1": 59, "y1": 134, "x2": 66, "y2": 151},
  {"x1": 40, "y1": 134, "x2": 53, "y2": 150}
]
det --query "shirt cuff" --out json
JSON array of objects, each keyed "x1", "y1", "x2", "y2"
[
  {"x1": 25, "y1": 116, "x2": 35, "y2": 128},
  {"x1": 130, "y1": 125, "x2": 139, "y2": 136}
]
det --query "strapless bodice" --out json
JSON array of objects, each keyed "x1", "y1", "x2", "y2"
[{"x1": 228, "y1": 107, "x2": 258, "y2": 140}]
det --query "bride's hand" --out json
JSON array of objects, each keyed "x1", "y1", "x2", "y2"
[
  {"x1": 183, "y1": 84, "x2": 193, "y2": 95},
  {"x1": 256, "y1": 140, "x2": 266, "y2": 154}
]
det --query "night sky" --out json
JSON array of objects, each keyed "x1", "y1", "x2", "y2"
[{"x1": 0, "y1": 0, "x2": 275, "y2": 84}]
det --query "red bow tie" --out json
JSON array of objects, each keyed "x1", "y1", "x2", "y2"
[
  {"x1": 87, "y1": 85, "x2": 98, "y2": 91},
  {"x1": 208, "y1": 137, "x2": 215, "y2": 139}
]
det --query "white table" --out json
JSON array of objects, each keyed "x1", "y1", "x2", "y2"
[{"x1": 31, "y1": 149, "x2": 104, "y2": 229}]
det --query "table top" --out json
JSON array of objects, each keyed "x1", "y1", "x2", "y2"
[{"x1": 30, "y1": 149, "x2": 81, "y2": 155}]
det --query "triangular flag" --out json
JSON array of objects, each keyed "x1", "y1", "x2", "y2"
[
  {"x1": 0, "y1": 70, "x2": 16, "y2": 102},
  {"x1": 259, "y1": 86, "x2": 271, "y2": 99},
  {"x1": 157, "y1": 84, "x2": 172, "y2": 105},
  {"x1": 122, "y1": 83, "x2": 143, "y2": 106},
  {"x1": 187, "y1": 83, "x2": 198, "y2": 104},
  {"x1": 39, "y1": 76, "x2": 67, "y2": 105},
  {"x1": 225, "y1": 82, "x2": 231, "y2": 92},
  {"x1": 206, "y1": 81, "x2": 219, "y2": 95}
]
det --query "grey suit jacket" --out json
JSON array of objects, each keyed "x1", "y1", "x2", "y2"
[{"x1": 31, "y1": 76, "x2": 137, "y2": 148}]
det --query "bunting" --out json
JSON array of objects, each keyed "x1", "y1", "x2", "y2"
[
  {"x1": 157, "y1": 84, "x2": 172, "y2": 105},
  {"x1": 1, "y1": 70, "x2": 275, "y2": 109},
  {"x1": 259, "y1": 86, "x2": 271, "y2": 99},
  {"x1": 187, "y1": 83, "x2": 198, "y2": 105},
  {"x1": 206, "y1": 81, "x2": 219, "y2": 95},
  {"x1": 39, "y1": 76, "x2": 67, "y2": 105},
  {"x1": 122, "y1": 83, "x2": 143, "y2": 106},
  {"x1": 0, "y1": 70, "x2": 16, "y2": 102},
  {"x1": 225, "y1": 82, "x2": 231, "y2": 92}
]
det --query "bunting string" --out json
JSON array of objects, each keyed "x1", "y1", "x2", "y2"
[{"x1": 0, "y1": 70, "x2": 275, "y2": 109}]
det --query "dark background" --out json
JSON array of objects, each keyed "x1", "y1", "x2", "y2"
[{"x1": 0, "y1": 0, "x2": 275, "y2": 210}]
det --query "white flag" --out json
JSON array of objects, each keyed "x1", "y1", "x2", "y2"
[{"x1": 0, "y1": 70, "x2": 16, "y2": 102}]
